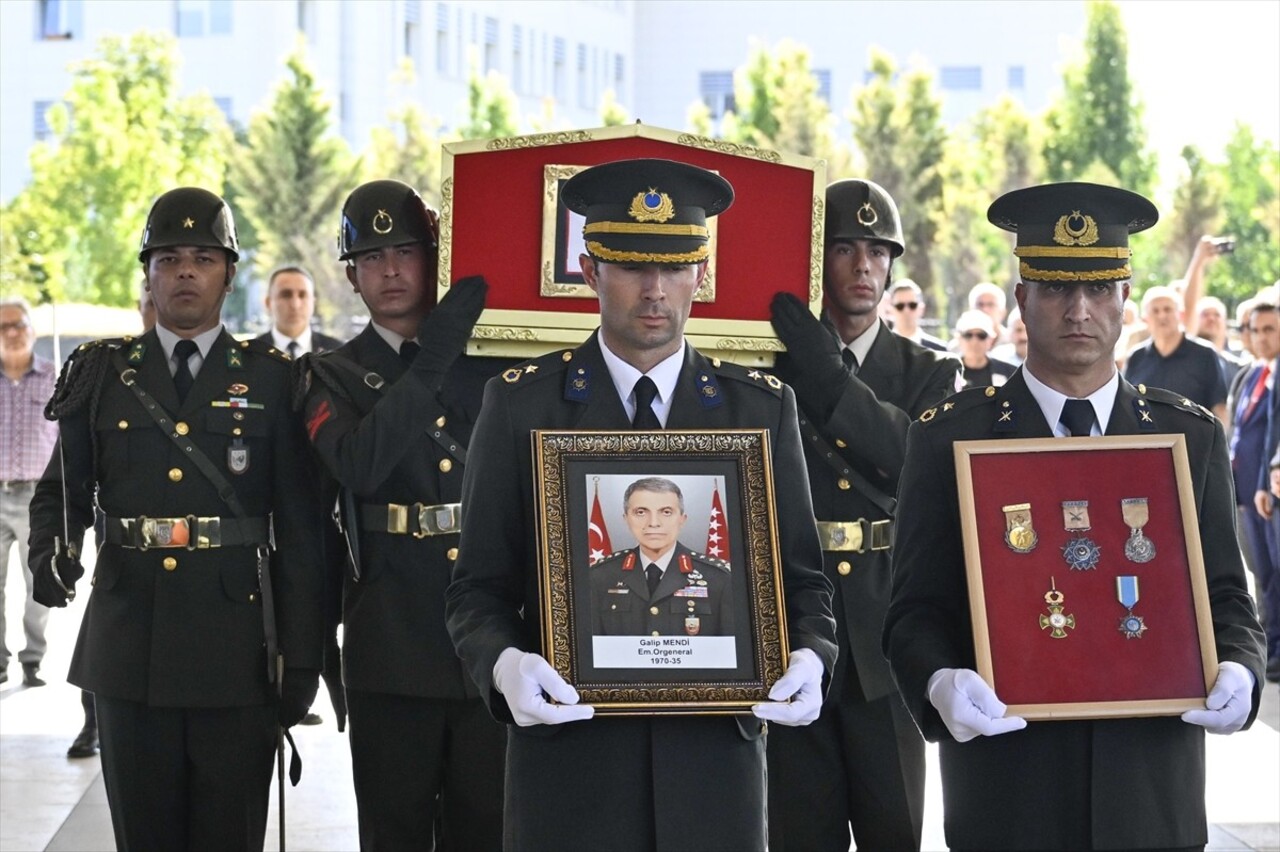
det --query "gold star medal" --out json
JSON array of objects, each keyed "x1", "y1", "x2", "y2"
[{"x1": 1003, "y1": 503, "x2": 1038, "y2": 553}]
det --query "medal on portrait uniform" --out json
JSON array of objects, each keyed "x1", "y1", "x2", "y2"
[
  {"x1": 227, "y1": 438, "x2": 249, "y2": 474},
  {"x1": 1038, "y1": 577, "x2": 1076, "y2": 638},
  {"x1": 1003, "y1": 503, "x2": 1038, "y2": 553},
  {"x1": 1061, "y1": 500, "x2": 1100, "y2": 570},
  {"x1": 1116, "y1": 575, "x2": 1147, "y2": 638},
  {"x1": 1121, "y1": 497, "x2": 1155, "y2": 563}
]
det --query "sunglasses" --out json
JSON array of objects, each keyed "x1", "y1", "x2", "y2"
[
  {"x1": 893, "y1": 302, "x2": 919, "y2": 311},
  {"x1": 961, "y1": 331, "x2": 990, "y2": 341}
]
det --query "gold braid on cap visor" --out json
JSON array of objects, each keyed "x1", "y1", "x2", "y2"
[
  {"x1": 1019, "y1": 261, "x2": 1132, "y2": 281},
  {"x1": 1015, "y1": 245, "x2": 1131, "y2": 258},
  {"x1": 584, "y1": 221, "x2": 710, "y2": 237},
  {"x1": 586, "y1": 241, "x2": 710, "y2": 264}
]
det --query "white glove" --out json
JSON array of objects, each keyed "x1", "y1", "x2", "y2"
[
  {"x1": 927, "y1": 668, "x2": 1027, "y2": 742},
  {"x1": 1181, "y1": 661, "x2": 1254, "y2": 735},
  {"x1": 752, "y1": 648, "x2": 824, "y2": 726},
  {"x1": 492, "y1": 648, "x2": 595, "y2": 727}
]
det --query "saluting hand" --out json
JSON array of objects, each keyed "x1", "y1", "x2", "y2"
[
  {"x1": 411, "y1": 275, "x2": 489, "y2": 389},
  {"x1": 769, "y1": 292, "x2": 848, "y2": 417}
]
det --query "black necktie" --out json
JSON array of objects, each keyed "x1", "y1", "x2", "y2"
[
  {"x1": 399, "y1": 339, "x2": 421, "y2": 365},
  {"x1": 173, "y1": 339, "x2": 198, "y2": 403},
  {"x1": 1060, "y1": 398, "x2": 1095, "y2": 437},
  {"x1": 841, "y1": 347, "x2": 858, "y2": 373},
  {"x1": 646, "y1": 563, "x2": 661, "y2": 596},
  {"x1": 287, "y1": 340, "x2": 300, "y2": 360},
  {"x1": 632, "y1": 376, "x2": 661, "y2": 429}
]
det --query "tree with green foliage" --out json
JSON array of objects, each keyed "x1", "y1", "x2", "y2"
[
  {"x1": 1212, "y1": 123, "x2": 1280, "y2": 302},
  {"x1": 849, "y1": 49, "x2": 947, "y2": 298},
  {"x1": 1042, "y1": 0, "x2": 1156, "y2": 196},
  {"x1": 1150, "y1": 145, "x2": 1224, "y2": 288},
  {"x1": 458, "y1": 51, "x2": 520, "y2": 140},
  {"x1": 363, "y1": 60, "x2": 447, "y2": 207},
  {"x1": 229, "y1": 40, "x2": 358, "y2": 330},
  {"x1": 0, "y1": 31, "x2": 230, "y2": 307}
]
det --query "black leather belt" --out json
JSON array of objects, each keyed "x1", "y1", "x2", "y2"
[
  {"x1": 105, "y1": 516, "x2": 270, "y2": 550},
  {"x1": 362, "y1": 502, "x2": 462, "y2": 538},
  {"x1": 815, "y1": 519, "x2": 893, "y2": 553}
]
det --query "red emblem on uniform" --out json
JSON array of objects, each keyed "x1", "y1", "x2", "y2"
[
  {"x1": 306, "y1": 399, "x2": 332, "y2": 442},
  {"x1": 622, "y1": 552, "x2": 636, "y2": 571},
  {"x1": 679, "y1": 554, "x2": 693, "y2": 573}
]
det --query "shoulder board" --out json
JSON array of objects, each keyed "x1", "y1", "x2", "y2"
[
  {"x1": 1137, "y1": 384, "x2": 1217, "y2": 423},
  {"x1": 241, "y1": 337, "x2": 292, "y2": 365},
  {"x1": 45, "y1": 337, "x2": 124, "y2": 419},
  {"x1": 714, "y1": 360, "x2": 784, "y2": 397},
  {"x1": 498, "y1": 348, "x2": 573, "y2": 388},
  {"x1": 688, "y1": 551, "x2": 731, "y2": 572},
  {"x1": 916, "y1": 385, "x2": 997, "y2": 424}
]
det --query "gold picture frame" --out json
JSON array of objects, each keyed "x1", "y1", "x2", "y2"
[{"x1": 533, "y1": 429, "x2": 789, "y2": 714}]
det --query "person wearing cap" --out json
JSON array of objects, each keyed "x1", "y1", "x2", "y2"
[
  {"x1": 298, "y1": 179, "x2": 509, "y2": 849},
  {"x1": 446, "y1": 158, "x2": 837, "y2": 851},
  {"x1": 27, "y1": 187, "x2": 326, "y2": 849},
  {"x1": 765, "y1": 178, "x2": 959, "y2": 850},
  {"x1": 954, "y1": 309, "x2": 1017, "y2": 391},
  {"x1": 884, "y1": 182, "x2": 1265, "y2": 851}
]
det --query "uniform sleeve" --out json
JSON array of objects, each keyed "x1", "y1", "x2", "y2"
[
  {"x1": 28, "y1": 413, "x2": 96, "y2": 576},
  {"x1": 446, "y1": 380, "x2": 534, "y2": 723},
  {"x1": 883, "y1": 421, "x2": 974, "y2": 741}
]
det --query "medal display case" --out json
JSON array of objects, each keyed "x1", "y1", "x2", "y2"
[
  {"x1": 437, "y1": 123, "x2": 826, "y2": 365},
  {"x1": 955, "y1": 435, "x2": 1218, "y2": 720}
]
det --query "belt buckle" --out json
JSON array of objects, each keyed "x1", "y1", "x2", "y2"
[
  {"x1": 819, "y1": 520, "x2": 863, "y2": 552},
  {"x1": 386, "y1": 504, "x2": 410, "y2": 535},
  {"x1": 194, "y1": 516, "x2": 219, "y2": 549},
  {"x1": 869, "y1": 519, "x2": 893, "y2": 551},
  {"x1": 139, "y1": 516, "x2": 190, "y2": 550},
  {"x1": 414, "y1": 503, "x2": 461, "y2": 538}
]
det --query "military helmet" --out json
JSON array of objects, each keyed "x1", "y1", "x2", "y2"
[
  {"x1": 825, "y1": 179, "x2": 905, "y2": 258},
  {"x1": 338, "y1": 179, "x2": 438, "y2": 261},
  {"x1": 138, "y1": 187, "x2": 239, "y2": 262}
]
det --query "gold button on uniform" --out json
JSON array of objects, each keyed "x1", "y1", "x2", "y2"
[
  {"x1": 168, "y1": 468, "x2": 183, "y2": 482},
  {"x1": 837, "y1": 478, "x2": 851, "y2": 491},
  {"x1": 163, "y1": 557, "x2": 177, "y2": 571},
  {"x1": 174, "y1": 422, "x2": 189, "y2": 435},
  {"x1": 837, "y1": 561, "x2": 852, "y2": 576},
  {"x1": 117, "y1": 420, "x2": 129, "y2": 430},
  {"x1": 835, "y1": 439, "x2": 847, "y2": 448},
  {"x1": 649, "y1": 606, "x2": 659, "y2": 615},
  {"x1": 436, "y1": 416, "x2": 447, "y2": 428},
  {"x1": 439, "y1": 459, "x2": 453, "y2": 473},
  {"x1": 232, "y1": 428, "x2": 242, "y2": 436},
  {"x1": 651, "y1": 631, "x2": 660, "y2": 637},
  {"x1": 447, "y1": 547, "x2": 458, "y2": 561}
]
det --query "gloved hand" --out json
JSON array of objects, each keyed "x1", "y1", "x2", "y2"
[
  {"x1": 31, "y1": 542, "x2": 84, "y2": 608},
  {"x1": 927, "y1": 668, "x2": 1027, "y2": 742},
  {"x1": 752, "y1": 647, "x2": 824, "y2": 726},
  {"x1": 278, "y1": 668, "x2": 321, "y2": 728},
  {"x1": 492, "y1": 648, "x2": 594, "y2": 727},
  {"x1": 769, "y1": 292, "x2": 847, "y2": 418},
  {"x1": 1182, "y1": 661, "x2": 1254, "y2": 735},
  {"x1": 412, "y1": 275, "x2": 488, "y2": 390}
]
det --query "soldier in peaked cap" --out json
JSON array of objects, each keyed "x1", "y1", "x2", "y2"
[
  {"x1": 765, "y1": 178, "x2": 959, "y2": 851},
  {"x1": 299, "y1": 178, "x2": 510, "y2": 850},
  {"x1": 446, "y1": 158, "x2": 836, "y2": 851},
  {"x1": 28, "y1": 187, "x2": 326, "y2": 850},
  {"x1": 884, "y1": 182, "x2": 1266, "y2": 850}
]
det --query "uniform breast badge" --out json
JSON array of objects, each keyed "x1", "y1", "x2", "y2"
[
  {"x1": 1038, "y1": 578, "x2": 1076, "y2": 639},
  {"x1": 1003, "y1": 503, "x2": 1038, "y2": 553},
  {"x1": 1121, "y1": 498, "x2": 1155, "y2": 563},
  {"x1": 1116, "y1": 575, "x2": 1147, "y2": 638},
  {"x1": 1061, "y1": 500, "x2": 1100, "y2": 570}
]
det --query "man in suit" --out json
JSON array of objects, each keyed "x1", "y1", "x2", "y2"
[
  {"x1": 588, "y1": 477, "x2": 732, "y2": 638},
  {"x1": 445, "y1": 158, "x2": 837, "y2": 852},
  {"x1": 884, "y1": 182, "x2": 1266, "y2": 851},
  {"x1": 766, "y1": 178, "x2": 959, "y2": 851},
  {"x1": 299, "y1": 179, "x2": 507, "y2": 850},
  {"x1": 255, "y1": 265, "x2": 343, "y2": 357},
  {"x1": 28, "y1": 187, "x2": 325, "y2": 850},
  {"x1": 1247, "y1": 288, "x2": 1280, "y2": 683}
]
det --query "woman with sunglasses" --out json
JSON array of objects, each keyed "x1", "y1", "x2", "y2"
[{"x1": 954, "y1": 309, "x2": 1016, "y2": 389}]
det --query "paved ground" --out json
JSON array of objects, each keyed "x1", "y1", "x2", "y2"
[{"x1": 2, "y1": 548, "x2": 1277, "y2": 851}]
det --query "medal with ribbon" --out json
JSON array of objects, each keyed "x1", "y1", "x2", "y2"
[
  {"x1": 1038, "y1": 577, "x2": 1076, "y2": 639},
  {"x1": 1061, "y1": 500, "x2": 1100, "y2": 570},
  {"x1": 1116, "y1": 575, "x2": 1147, "y2": 638},
  {"x1": 1003, "y1": 503, "x2": 1038, "y2": 554},
  {"x1": 1121, "y1": 497, "x2": 1155, "y2": 563}
]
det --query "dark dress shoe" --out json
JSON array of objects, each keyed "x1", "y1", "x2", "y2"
[
  {"x1": 22, "y1": 664, "x2": 46, "y2": 687},
  {"x1": 67, "y1": 726, "x2": 100, "y2": 758},
  {"x1": 299, "y1": 712, "x2": 323, "y2": 726}
]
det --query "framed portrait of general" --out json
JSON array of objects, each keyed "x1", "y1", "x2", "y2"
[
  {"x1": 955, "y1": 434, "x2": 1219, "y2": 721},
  {"x1": 533, "y1": 429, "x2": 789, "y2": 714}
]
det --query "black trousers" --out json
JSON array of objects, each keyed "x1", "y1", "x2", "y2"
[
  {"x1": 767, "y1": 681, "x2": 926, "y2": 851},
  {"x1": 346, "y1": 690, "x2": 506, "y2": 851},
  {"x1": 95, "y1": 695, "x2": 276, "y2": 852}
]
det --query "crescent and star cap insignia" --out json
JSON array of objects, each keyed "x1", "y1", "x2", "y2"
[{"x1": 372, "y1": 209, "x2": 394, "y2": 234}]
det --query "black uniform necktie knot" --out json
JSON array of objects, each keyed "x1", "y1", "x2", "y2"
[
  {"x1": 173, "y1": 339, "x2": 198, "y2": 403},
  {"x1": 1060, "y1": 398, "x2": 1095, "y2": 437},
  {"x1": 646, "y1": 563, "x2": 661, "y2": 596},
  {"x1": 287, "y1": 340, "x2": 300, "y2": 360},
  {"x1": 841, "y1": 347, "x2": 858, "y2": 373},
  {"x1": 399, "y1": 339, "x2": 421, "y2": 365},
  {"x1": 632, "y1": 376, "x2": 661, "y2": 429}
]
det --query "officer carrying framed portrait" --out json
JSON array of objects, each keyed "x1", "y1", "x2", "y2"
[{"x1": 533, "y1": 429, "x2": 789, "y2": 714}]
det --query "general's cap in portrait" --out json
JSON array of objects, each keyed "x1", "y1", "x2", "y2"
[
  {"x1": 987, "y1": 181, "x2": 1159, "y2": 283},
  {"x1": 560, "y1": 157, "x2": 734, "y2": 265}
]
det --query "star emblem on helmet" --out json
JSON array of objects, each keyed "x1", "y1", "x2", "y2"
[{"x1": 182, "y1": 217, "x2": 195, "y2": 228}]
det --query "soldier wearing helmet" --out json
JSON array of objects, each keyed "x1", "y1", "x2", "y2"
[
  {"x1": 300, "y1": 179, "x2": 508, "y2": 849},
  {"x1": 28, "y1": 186, "x2": 327, "y2": 848},
  {"x1": 766, "y1": 178, "x2": 960, "y2": 850}
]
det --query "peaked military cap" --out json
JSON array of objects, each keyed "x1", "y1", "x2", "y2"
[
  {"x1": 988, "y1": 182, "x2": 1158, "y2": 283},
  {"x1": 339, "y1": 179, "x2": 438, "y2": 261},
  {"x1": 561, "y1": 158, "x2": 734, "y2": 265},
  {"x1": 139, "y1": 187, "x2": 239, "y2": 262},
  {"x1": 825, "y1": 178, "x2": 905, "y2": 257}
]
